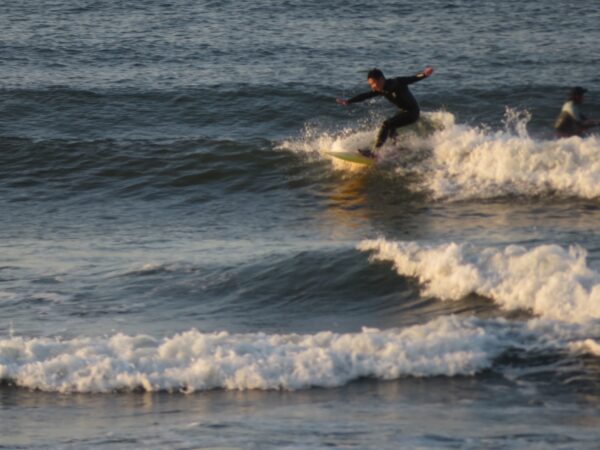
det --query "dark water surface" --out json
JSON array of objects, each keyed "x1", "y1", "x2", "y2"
[{"x1": 2, "y1": 1, "x2": 600, "y2": 448}]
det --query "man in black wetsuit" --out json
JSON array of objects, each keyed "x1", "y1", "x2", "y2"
[{"x1": 336, "y1": 67, "x2": 434, "y2": 156}]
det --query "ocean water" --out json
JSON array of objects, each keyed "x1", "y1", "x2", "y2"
[{"x1": 2, "y1": 0, "x2": 600, "y2": 448}]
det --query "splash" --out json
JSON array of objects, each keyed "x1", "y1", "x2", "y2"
[
  {"x1": 359, "y1": 238, "x2": 600, "y2": 323},
  {"x1": 281, "y1": 110, "x2": 600, "y2": 199},
  {"x1": 277, "y1": 113, "x2": 443, "y2": 174},
  {"x1": 410, "y1": 109, "x2": 600, "y2": 200},
  {"x1": 277, "y1": 122, "x2": 376, "y2": 170}
]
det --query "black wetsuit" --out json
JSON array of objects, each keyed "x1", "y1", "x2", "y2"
[{"x1": 348, "y1": 74, "x2": 427, "y2": 148}]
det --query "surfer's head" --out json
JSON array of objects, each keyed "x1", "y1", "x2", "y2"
[
  {"x1": 569, "y1": 86, "x2": 587, "y2": 103},
  {"x1": 367, "y1": 68, "x2": 385, "y2": 92}
]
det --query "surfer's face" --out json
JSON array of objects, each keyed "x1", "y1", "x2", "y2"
[{"x1": 368, "y1": 77, "x2": 384, "y2": 92}]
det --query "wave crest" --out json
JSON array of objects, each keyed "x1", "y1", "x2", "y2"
[{"x1": 359, "y1": 238, "x2": 600, "y2": 323}]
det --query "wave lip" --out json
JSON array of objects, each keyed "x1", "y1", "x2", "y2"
[
  {"x1": 358, "y1": 238, "x2": 600, "y2": 323},
  {"x1": 0, "y1": 316, "x2": 498, "y2": 393}
]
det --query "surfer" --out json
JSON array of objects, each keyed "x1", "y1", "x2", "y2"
[
  {"x1": 336, "y1": 67, "x2": 434, "y2": 156},
  {"x1": 554, "y1": 86, "x2": 598, "y2": 138}
]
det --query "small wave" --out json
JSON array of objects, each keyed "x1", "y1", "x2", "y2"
[
  {"x1": 0, "y1": 316, "x2": 501, "y2": 393},
  {"x1": 125, "y1": 262, "x2": 199, "y2": 277},
  {"x1": 0, "y1": 85, "x2": 331, "y2": 142},
  {"x1": 2, "y1": 315, "x2": 599, "y2": 394},
  {"x1": 358, "y1": 238, "x2": 600, "y2": 323},
  {"x1": 0, "y1": 136, "x2": 292, "y2": 200}
]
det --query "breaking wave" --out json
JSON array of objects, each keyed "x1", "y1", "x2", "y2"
[
  {"x1": 281, "y1": 109, "x2": 600, "y2": 200},
  {"x1": 359, "y1": 238, "x2": 600, "y2": 323}
]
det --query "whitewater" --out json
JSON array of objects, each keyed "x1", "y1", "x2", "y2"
[{"x1": 281, "y1": 109, "x2": 600, "y2": 200}]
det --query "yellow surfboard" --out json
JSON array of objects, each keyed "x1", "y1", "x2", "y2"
[{"x1": 327, "y1": 151, "x2": 375, "y2": 166}]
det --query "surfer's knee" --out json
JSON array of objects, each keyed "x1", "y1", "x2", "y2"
[{"x1": 406, "y1": 110, "x2": 420, "y2": 125}]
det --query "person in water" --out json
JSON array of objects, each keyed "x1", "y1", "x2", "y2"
[
  {"x1": 336, "y1": 67, "x2": 434, "y2": 156},
  {"x1": 554, "y1": 86, "x2": 598, "y2": 138}
]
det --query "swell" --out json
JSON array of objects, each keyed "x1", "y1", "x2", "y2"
[
  {"x1": 47, "y1": 243, "x2": 494, "y2": 333},
  {"x1": 0, "y1": 136, "x2": 305, "y2": 202},
  {"x1": 109, "y1": 246, "x2": 428, "y2": 322},
  {"x1": 0, "y1": 244, "x2": 451, "y2": 334},
  {"x1": 0, "y1": 85, "x2": 340, "y2": 141}
]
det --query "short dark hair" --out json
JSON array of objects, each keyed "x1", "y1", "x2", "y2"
[
  {"x1": 569, "y1": 86, "x2": 587, "y2": 99},
  {"x1": 367, "y1": 68, "x2": 384, "y2": 80}
]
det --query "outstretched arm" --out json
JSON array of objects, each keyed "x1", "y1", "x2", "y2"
[
  {"x1": 396, "y1": 66, "x2": 434, "y2": 85},
  {"x1": 337, "y1": 90, "x2": 379, "y2": 106}
]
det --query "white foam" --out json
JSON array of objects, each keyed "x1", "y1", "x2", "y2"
[
  {"x1": 278, "y1": 114, "x2": 438, "y2": 164},
  {"x1": 409, "y1": 109, "x2": 600, "y2": 200},
  {"x1": 278, "y1": 125, "x2": 376, "y2": 172},
  {"x1": 280, "y1": 109, "x2": 600, "y2": 198},
  {"x1": 0, "y1": 316, "x2": 502, "y2": 393},
  {"x1": 130, "y1": 262, "x2": 196, "y2": 276},
  {"x1": 358, "y1": 238, "x2": 600, "y2": 323},
  {"x1": 569, "y1": 339, "x2": 600, "y2": 355},
  {"x1": 3, "y1": 312, "x2": 599, "y2": 393}
]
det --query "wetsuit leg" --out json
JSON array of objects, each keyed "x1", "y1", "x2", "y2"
[{"x1": 375, "y1": 110, "x2": 419, "y2": 148}]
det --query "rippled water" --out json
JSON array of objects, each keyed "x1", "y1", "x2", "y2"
[{"x1": 2, "y1": 1, "x2": 600, "y2": 448}]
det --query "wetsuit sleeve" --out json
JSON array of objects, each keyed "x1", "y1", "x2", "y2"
[
  {"x1": 393, "y1": 73, "x2": 428, "y2": 85},
  {"x1": 347, "y1": 91, "x2": 379, "y2": 104}
]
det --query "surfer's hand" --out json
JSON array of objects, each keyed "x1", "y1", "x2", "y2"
[
  {"x1": 336, "y1": 98, "x2": 349, "y2": 106},
  {"x1": 423, "y1": 67, "x2": 434, "y2": 77}
]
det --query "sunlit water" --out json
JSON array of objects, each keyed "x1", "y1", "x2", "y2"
[{"x1": 2, "y1": 1, "x2": 600, "y2": 448}]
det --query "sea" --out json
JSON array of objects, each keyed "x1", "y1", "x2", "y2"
[{"x1": 2, "y1": 1, "x2": 600, "y2": 448}]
